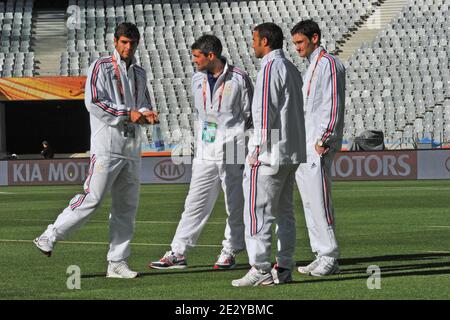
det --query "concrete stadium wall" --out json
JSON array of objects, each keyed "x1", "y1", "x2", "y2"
[{"x1": 0, "y1": 150, "x2": 449, "y2": 186}]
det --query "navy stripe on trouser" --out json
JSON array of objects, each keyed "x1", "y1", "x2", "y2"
[
  {"x1": 70, "y1": 154, "x2": 97, "y2": 210},
  {"x1": 320, "y1": 157, "x2": 333, "y2": 226},
  {"x1": 248, "y1": 163, "x2": 260, "y2": 236}
]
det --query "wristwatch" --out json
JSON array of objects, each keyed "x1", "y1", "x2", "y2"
[{"x1": 317, "y1": 139, "x2": 325, "y2": 147}]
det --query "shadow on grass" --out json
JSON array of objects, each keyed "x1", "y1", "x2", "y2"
[
  {"x1": 81, "y1": 253, "x2": 450, "y2": 280},
  {"x1": 297, "y1": 268, "x2": 450, "y2": 285},
  {"x1": 336, "y1": 253, "x2": 450, "y2": 266},
  {"x1": 340, "y1": 261, "x2": 450, "y2": 274},
  {"x1": 81, "y1": 263, "x2": 251, "y2": 279},
  {"x1": 294, "y1": 252, "x2": 450, "y2": 284}
]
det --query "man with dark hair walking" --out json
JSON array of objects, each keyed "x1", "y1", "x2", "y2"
[
  {"x1": 33, "y1": 22, "x2": 158, "y2": 278},
  {"x1": 232, "y1": 23, "x2": 306, "y2": 286},
  {"x1": 291, "y1": 20, "x2": 345, "y2": 276},
  {"x1": 149, "y1": 35, "x2": 253, "y2": 270}
]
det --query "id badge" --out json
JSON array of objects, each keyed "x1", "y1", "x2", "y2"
[
  {"x1": 123, "y1": 122, "x2": 136, "y2": 138},
  {"x1": 202, "y1": 119, "x2": 217, "y2": 143}
]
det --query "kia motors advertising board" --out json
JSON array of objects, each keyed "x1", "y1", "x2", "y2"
[
  {"x1": 331, "y1": 151, "x2": 417, "y2": 180},
  {"x1": 7, "y1": 157, "x2": 192, "y2": 185},
  {"x1": 417, "y1": 149, "x2": 450, "y2": 179},
  {"x1": 5, "y1": 150, "x2": 450, "y2": 185},
  {"x1": 8, "y1": 159, "x2": 90, "y2": 185},
  {"x1": 141, "y1": 157, "x2": 191, "y2": 184}
]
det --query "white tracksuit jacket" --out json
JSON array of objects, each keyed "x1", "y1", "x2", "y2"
[
  {"x1": 248, "y1": 49, "x2": 306, "y2": 166},
  {"x1": 84, "y1": 49, "x2": 152, "y2": 160},
  {"x1": 303, "y1": 46, "x2": 346, "y2": 157},
  {"x1": 192, "y1": 59, "x2": 253, "y2": 162}
]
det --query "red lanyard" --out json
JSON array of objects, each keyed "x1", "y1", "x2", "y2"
[
  {"x1": 111, "y1": 55, "x2": 138, "y2": 106},
  {"x1": 307, "y1": 50, "x2": 326, "y2": 97},
  {"x1": 202, "y1": 74, "x2": 226, "y2": 113},
  {"x1": 112, "y1": 55, "x2": 124, "y2": 102}
]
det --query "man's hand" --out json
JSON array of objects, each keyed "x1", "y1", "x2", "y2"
[
  {"x1": 315, "y1": 143, "x2": 329, "y2": 156},
  {"x1": 142, "y1": 111, "x2": 159, "y2": 125},
  {"x1": 247, "y1": 152, "x2": 258, "y2": 166},
  {"x1": 130, "y1": 110, "x2": 146, "y2": 124}
]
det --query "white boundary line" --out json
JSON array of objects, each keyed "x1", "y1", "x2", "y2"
[
  {"x1": 426, "y1": 251, "x2": 450, "y2": 254},
  {"x1": 427, "y1": 226, "x2": 450, "y2": 229},
  {"x1": 0, "y1": 218, "x2": 225, "y2": 225},
  {"x1": 9, "y1": 238, "x2": 446, "y2": 253},
  {"x1": 0, "y1": 239, "x2": 222, "y2": 248},
  {"x1": 334, "y1": 187, "x2": 450, "y2": 192}
]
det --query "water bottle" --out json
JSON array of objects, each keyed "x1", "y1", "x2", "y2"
[{"x1": 152, "y1": 122, "x2": 165, "y2": 152}]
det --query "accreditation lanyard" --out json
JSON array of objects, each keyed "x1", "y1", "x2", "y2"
[
  {"x1": 307, "y1": 50, "x2": 326, "y2": 98},
  {"x1": 111, "y1": 55, "x2": 138, "y2": 106},
  {"x1": 202, "y1": 73, "x2": 226, "y2": 113}
]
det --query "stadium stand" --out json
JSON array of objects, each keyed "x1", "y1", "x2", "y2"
[
  {"x1": 0, "y1": 0, "x2": 448, "y2": 149},
  {"x1": 344, "y1": 0, "x2": 450, "y2": 148},
  {"x1": 61, "y1": 0, "x2": 377, "y2": 146},
  {"x1": 0, "y1": 0, "x2": 34, "y2": 77}
]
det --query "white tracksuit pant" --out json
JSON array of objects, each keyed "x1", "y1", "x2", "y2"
[
  {"x1": 295, "y1": 150, "x2": 339, "y2": 258},
  {"x1": 243, "y1": 163, "x2": 299, "y2": 273},
  {"x1": 171, "y1": 158, "x2": 245, "y2": 256},
  {"x1": 50, "y1": 154, "x2": 140, "y2": 262}
]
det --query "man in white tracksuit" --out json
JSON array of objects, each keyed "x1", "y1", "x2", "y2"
[
  {"x1": 232, "y1": 23, "x2": 306, "y2": 286},
  {"x1": 149, "y1": 35, "x2": 253, "y2": 270},
  {"x1": 291, "y1": 20, "x2": 346, "y2": 276},
  {"x1": 33, "y1": 23, "x2": 158, "y2": 278}
]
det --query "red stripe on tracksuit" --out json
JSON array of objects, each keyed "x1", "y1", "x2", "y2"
[
  {"x1": 248, "y1": 61, "x2": 273, "y2": 236},
  {"x1": 70, "y1": 155, "x2": 96, "y2": 210},
  {"x1": 91, "y1": 57, "x2": 128, "y2": 117},
  {"x1": 84, "y1": 155, "x2": 96, "y2": 194},
  {"x1": 232, "y1": 67, "x2": 254, "y2": 105},
  {"x1": 321, "y1": 54, "x2": 338, "y2": 144},
  {"x1": 250, "y1": 60, "x2": 273, "y2": 236},
  {"x1": 261, "y1": 60, "x2": 273, "y2": 145},
  {"x1": 231, "y1": 66, "x2": 245, "y2": 76},
  {"x1": 70, "y1": 194, "x2": 86, "y2": 211},
  {"x1": 249, "y1": 159, "x2": 260, "y2": 236}
]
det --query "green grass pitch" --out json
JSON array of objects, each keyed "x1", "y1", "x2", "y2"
[{"x1": 0, "y1": 180, "x2": 449, "y2": 300}]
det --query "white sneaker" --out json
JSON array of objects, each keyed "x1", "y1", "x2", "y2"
[
  {"x1": 149, "y1": 251, "x2": 187, "y2": 269},
  {"x1": 271, "y1": 264, "x2": 293, "y2": 284},
  {"x1": 106, "y1": 261, "x2": 139, "y2": 279},
  {"x1": 33, "y1": 225, "x2": 56, "y2": 257},
  {"x1": 231, "y1": 267, "x2": 274, "y2": 287},
  {"x1": 310, "y1": 256, "x2": 340, "y2": 277},
  {"x1": 213, "y1": 249, "x2": 236, "y2": 270},
  {"x1": 297, "y1": 256, "x2": 320, "y2": 275}
]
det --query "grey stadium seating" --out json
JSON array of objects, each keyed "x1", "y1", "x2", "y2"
[
  {"x1": 1, "y1": 0, "x2": 448, "y2": 149},
  {"x1": 344, "y1": 0, "x2": 449, "y2": 148},
  {"x1": 62, "y1": 0, "x2": 377, "y2": 145},
  {"x1": 0, "y1": 0, "x2": 34, "y2": 77}
]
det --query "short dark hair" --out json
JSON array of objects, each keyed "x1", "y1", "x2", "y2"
[
  {"x1": 254, "y1": 22, "x2": 284, "y2": 50},
  {"x1": 291, "y1": 20, "x2": 321, "y2": 43},
  {"x1": 114, "y1": 22, "x2": 140, "y2": 42},
  {"x1": 191, "y1": 34, "x2": 222, "y2": 58}
]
